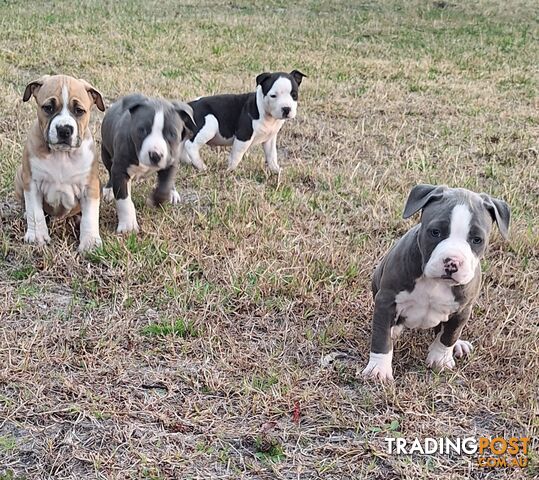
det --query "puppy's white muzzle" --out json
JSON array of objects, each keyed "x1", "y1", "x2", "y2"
[
  {"x1": 269, "y1": 101, "x2": 297, "y2": 120},
  {"x1": 47, "y1": 116, "x2": 79, "y2": 150},
  {"x1": 138, "y1": 109, "x2": 169, "y2": 169},
  {"x1": 424, "y1": 239, "x2": 478, "y2": 285},
  {"x1": 139, "y1": 138, "x2": 169, "y2": 169}
]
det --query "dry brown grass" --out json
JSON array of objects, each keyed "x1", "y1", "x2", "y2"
[{"x1": 0, "y1": 1, "x2": 538, "y2": 479}]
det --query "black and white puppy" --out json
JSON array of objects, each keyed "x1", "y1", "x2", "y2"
[
  {"x1": 101, "y1": 94, "x2": 195, "y2": 233},
  {"x1": 362, "y1": 185, "x2": 510, "y2": 381},
  {"x1": 180, "y1": 70, "x2": 306, "y2": 173}
]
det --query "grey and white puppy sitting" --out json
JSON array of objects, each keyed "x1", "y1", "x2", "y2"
[
  {"x1": 101, "y1": 94, "x2": 195, "y2": 233},
  {"x1": 362, "y1": 184, "x2": 510, "y2": 381}
]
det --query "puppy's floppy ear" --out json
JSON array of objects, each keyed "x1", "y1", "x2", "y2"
[
  {"x1": 256, "y1": 72, "x2": 272, "y2": 86},
  {"x1": 122, "y1": 93, "x2": 148, "y2": 114},
  {"x1": 79, "y1": 79, "x2": 105, "y2": 112},
  {"x1": 403, "y1": 184, "x2": 446, "y2": 219},
  {"x1": 23, "y1": 75, "x2": 50, "y2": 102},
  {"x1": 480, "y1": 193, "x2": 510, "y2": 240},
  {"x1": 290, "y1": 70, "x2": 307, "y2": 87},
  {"x1": 172, "y1": 101, "x2": 196, "y2": 137}
]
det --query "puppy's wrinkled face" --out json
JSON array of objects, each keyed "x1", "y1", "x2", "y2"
[
  {"x1": 23, "y1": 74, "x2": 105, "y2": 151},
  {"x1": 129, "y1": 101, "x2": 186, "y2": 169},
  {"x1": 419, "y1": 193, "x2": 493, "y2": 285},
  {"x1": 256, "y1": 70, "x2": 306, "y2": 120}
]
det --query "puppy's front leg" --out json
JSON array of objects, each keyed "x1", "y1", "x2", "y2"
[
  {"x1": 113, "y1": 170, "x2": 139, "y2": 234},
  {"x1": 263, "y1": 135, "x2": 281, "y2": 174},
  {"x1": 227, "y1": 139, "x2": 253, "y2": 171},
  {"x1": 23, "y1": 182, "x2": 50, "y2": 245},
  {"x1": 150, "y1": 164, "x2": 178, "y2": 206},
  {"x1": 78, "y1": 177, "x2": 102, "y2": 252},
  {"x1": 427, "y1": 308, "x2": 473, "y2": 371},
  {"x1": 362, "y1": 290, "x2": 396, "y2": 381}
]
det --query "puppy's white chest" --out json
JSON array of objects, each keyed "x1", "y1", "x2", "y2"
[
  {"x1": 251, "y1": 117, "x2": 284, "y2": 144},
  {"x1": 395, "y1": 276, "x2": 460, "y2": 330},
  {"x1": 30, "y1": 139, "x2": 94, "y2": 209}
]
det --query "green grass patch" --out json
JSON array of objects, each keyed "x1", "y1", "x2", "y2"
[
  {"x1": 161, "y1": 68, "x2": 183, "y2": 79},
  {"x1": 370, "y1": 420, "x2": 401, "y2": 434},
  {"x1": 9, "y1": 265, "x2": 36, "y2": 280},
  {"x1": 86, "y1": 234, "x2": 169, "y2": 268},
  {"x1": 0, "y1": 436, "x2": 16, "y2": 452},
  {"x1": 0, "y1": 471, "x2": 22, "y2": 480},
  {"x1": 251, "y1": 374, "x2": 279, "y2": 392},
  {"x1": 254, "y1": 436, "x2": 285, "y2": 463},
  {"x1": 141, "y1": 318, "x2": 199, "y2": 338}
]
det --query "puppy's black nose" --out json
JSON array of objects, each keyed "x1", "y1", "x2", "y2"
[
  {"x1": 282, "y1": 107, "x2": 291, "y2": 117},
  {"x1": 56, "y1": 125, "x2": 73, "y2": 140},
  {"x1": 443, "y1": 258, "x2": 459, "y2": 275},
  {"x1": 149, "y1": 151, "x2": 162, "y2": 164}
]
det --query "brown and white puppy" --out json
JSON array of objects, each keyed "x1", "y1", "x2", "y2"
[{"x1": 15, "y1": 74, "x2": 105, "y2": 251}]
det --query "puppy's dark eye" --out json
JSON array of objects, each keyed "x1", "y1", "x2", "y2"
[
  {"x1": 42, "y1": 104, "x2": 54, "y2": 115},
  {"x1": 291, "y1": 92, "x2": 298, "y2": 101},
  {"x1": 74, "y1": 106, "x2": 86, "y2": 116},
  {"x1": 168, "y1": 130, "x2": 177, "y2": 140},
  {"x1": 430, "y1": 229, "x2": 441, "y2": 238},
  {"x1": 270, "y1": 94, "x2": 277, "y2": 98},
  {"x1": 471, "y1": 236, "x2": 483, "y2": 245}
]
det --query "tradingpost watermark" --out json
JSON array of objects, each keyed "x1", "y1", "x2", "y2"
[{"x1": 385, "y1": 436, "x2": 530, "y2": 468}]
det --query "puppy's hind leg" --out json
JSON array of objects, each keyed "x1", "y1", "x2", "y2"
[
  {"x1": 179, "y1": 147, "x2": 192, "y2": 166},
  {"x1": 102, "y1": 182, "x2": 114, "y2": 203},
  {"x1": 183, "y1": 140, "x2": 207, "y2": 171},
  {"x1": 101, "y1": 146, "x2": 114, "y2": 203},
  {"x1": 184, "y1": 114, "x2": 220, "y2": 171}
]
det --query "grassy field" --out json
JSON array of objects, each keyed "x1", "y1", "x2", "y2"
[{"x1": 0, "y1": 0, "x2": 538, "y2": 478}]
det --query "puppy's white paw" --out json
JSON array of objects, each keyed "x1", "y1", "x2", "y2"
[
  {"x1": 170, "y1": 188, "x2": 181, "y2": 205},
  {"x1": 180, "y1": 149, "x2": 207, "y2": 171},
  {"x1": 102, "y1": 187, "x2": 114, "y2": 203},
  {"x1": 266, "y1": 163, "x2": 282, "y2": 175},
  {"x1": 24, "y1": 228, "x2": 50, "y2": 246},
  {"x1": 192, "y1": 160, "x2": 207, "y2": 171},
  {"x1": 426, "y1": 337, "x2": 455, "y2": 371},
  {"x1": 453, "y1": 339, "x2": 473, "y2": 359},
  {"x1": 78, "y1": 235, "x2": 102, "y2": 252},
  {"x1": 391, "y1": 324, "x2": 404, "y2": 339},
  {"x1": 117, "y1": 219, "x2": 139, "y2": 234},
  {"x1": 361, "y1": 352, "x2": 394, "y2": 381}
]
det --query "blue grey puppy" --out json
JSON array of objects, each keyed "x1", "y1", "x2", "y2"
[
  {"x1": 101, "y1": 94, "x2": 195, "y2": 233},
  {"x1": 362, "y1": 184, "x2": 510, "y2": 381}
]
